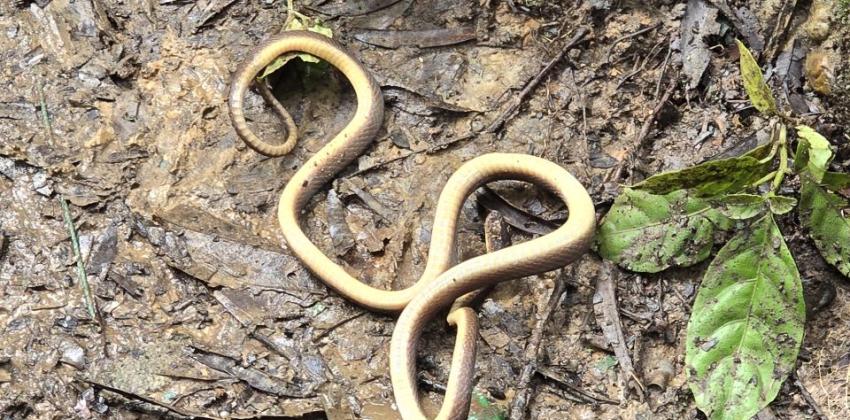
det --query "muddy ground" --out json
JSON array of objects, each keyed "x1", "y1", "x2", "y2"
[{"x1": 1, "y1": 0, "x2": 848, "y2": 419}]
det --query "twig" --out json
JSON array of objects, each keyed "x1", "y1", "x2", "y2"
[
  {"x1": 604, "y1": 23, "x2": 661, "y2": 64},
  {"x1": 348, "y1": 29, "x2": 590, "y2": 178},
  {"x1": 792, "y1": 373, "x2": 827, "y2": 419},
  {"x1": 606, "y1": 77, "x2": 677, "y2": 184},
  {"x1": 346, "y1": 132, "x2": 474, "y2": 178},
  {"x1": 250, "y1": 329, "x2": 295, "y2": 361},
  {"x1": 87, "y1": 374, "x2": 324, "y2": 419},
  {"x1": 452, "y1": 211, "x2": 510, "y2": 310},
  {"x1": 80, "y1": 377, "x2": 214, "y2": 419},
  {"x1": 654, "y1": 42, "x2": 673, "y2": 98},
  {"x1": 312, "y1": 311, "x2": 367, "y2": 343},
  {"x1": 417, "y1": 372, "x2": 448, "y2": 394},
  {"x1": 508, "y1": 270, "x2": 569, "y2": 420},
  {"x1": 60, "y1": 197, "x2": 97, "y2": 320},
  {"x1": 592, "y1": 261, "x2": 644, "y2": 400},
  {"x1": 340, "y1": 179, "x2": 394, "y2": 222},
  {"x1": 477, "y1": 187, "x2": 558, "y2": 235},
  {"x1": 536, "y1": 366, "x2": 619, "y2": 405},
  {"x1": 485, "y1": 27, "x2": 588, "y2": 133},
  {"x1": 756, "y1": 407, "x2": 779, "y2": 420}
]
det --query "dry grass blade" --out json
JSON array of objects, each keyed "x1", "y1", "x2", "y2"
[{"x1": 60, "y1": 196, "x2": 97, "y2": 320}]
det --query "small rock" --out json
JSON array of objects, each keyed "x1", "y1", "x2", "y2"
[
  {"x1": 60, "y1": 339, "x2": 86, "y2": 369},
  {"x1": 32, "y1": 172, "x2": 53, "y2": 196},
  {"x1": 589, "y1": 0, "x2": 611, "y2": 10},
  {"x1": 0, "y1": 157, "x2": 17, "y2": 179},
  {"x1": 78, "y1": 62, "x2": 108, "y2": 88}
]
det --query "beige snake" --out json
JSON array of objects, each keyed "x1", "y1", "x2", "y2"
[{"x1": 228, "y1": 30, "x2": 595, "y2": 420}]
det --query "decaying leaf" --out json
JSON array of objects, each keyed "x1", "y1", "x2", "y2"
[
  {"x1": 631, "y1": 143, "x2": 773, "y2": 197},
  {"x1": 680, "y1": 0, "x2": 723, "y2": 89},
  {"x1": 258, "y1": 18, "x2": 333, "y2": 80},
  {"x1": 800, "y1": 178, "x2": 850, "y2": 277},
  {"x1": 686, "y1": 215, "x2": 804, "y2": 420},
  {"x1": 736, "y1": 40, "x2": 777, "y2": 115},
  {"x1": 596, "y1": 188, "x2": 731, "y2": 273}
]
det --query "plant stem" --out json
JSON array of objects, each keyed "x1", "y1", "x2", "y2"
[
  {"x1": 285, "y1": 0, "x2": 309, "y2": 23},
  {"x1": 37, "y1": 79, "x2": 55, "y2": 146},
  {"x1": 60, "y1": 197, "x2": 97, "y2": 319},
  {"x1": 759, "y1": 138, "x2": 779, "y2": 164},
  {"x1": 771, "y1": 124, "x2": 788, "y2": 194},
  {"x1": 752, "y1": 171, "x2": 777, "y2": 187}
]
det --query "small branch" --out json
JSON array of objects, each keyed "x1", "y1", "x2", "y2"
[
  {"x1": 312, "y1": 311, "x2": 367, "y2": 343},
  {"x1": 452, "y1": 211, "x2": 510, "y2": 310},
  {"x1": 592, "y1": 261, "x2": 644, "y2": 400},
  {"x1": 80, "y1": 377, "x2": 212, "y2": 419},
  {"x1": 604, "y1": 23, "x2": 661, "y2": 65},
  {"x1": 751, "y1": 171, "x2": 777, "y2": 188},
  {"x1": 654, "y1": 41, "x2": 673, "y2": 98},
  {"x1": 771, "y1": 124, "x2": 788, "y2": 194},
  {"x1": 508, "y1": 270, "x2": 569, "y2": 420},
  {"x1": 349, "y1": 29, "x2": 591, "y2": 178},
  {"x1": 60, "y1": 197, "x2": 97, "y2": 320},
  {"x1": 792, "y1": 373, "x2": 827, "y2": 419},
  {"x1": 536, "y1": 366, "x2": 619, "y2": 405},
  {"x1": 346, "y1": 132, "x2": 474, "y2": 178},
  {"x1": 486, "y1": 27, "x2": 588, "y2": 134},
  {"x1": 607, "y1": 77, "x2": 677, "y2": 184},
  {"x1": 250, "y1": 329, "x2": 295, "y2": 361}
]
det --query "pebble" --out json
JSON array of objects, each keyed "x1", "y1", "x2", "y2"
[
  {"x1": 59, "y1": 340, "x2": 86, "y2": 369},
  {"x1": 32, "y1": 172, "x2": 53, "y2": 196}
]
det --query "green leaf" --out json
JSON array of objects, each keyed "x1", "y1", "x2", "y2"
[
  {"x1": 767, "y1": 195, "x2": 796, "y2": 215},
  {"x1": 793, "y1": 137, "x2": 809, "y2": 174},
  {"x1": 712, "y1": 194, "x2": 766, "y2": 220},
  {"x1": 595, "y1": 355, "x2": 618, "y2": 372},
  {"x1": 795, "y1": 125, "x2": 833, "y2": 182},
  {"x1": 800, "y1": 177, "x2": 850, "y2": 276},
  {"x1": 736, "y1": 39, "x2": 777, "y2": 115},
  {"x1": 258, "y1": 19, "x2": 333, "y2": 80},
  {"x1": 823, "y1": 171, "x2": 850, "y2": 191},
  {"x1": 686, "y1": 215, "x2": 805, "y2": 420},
  {"x1": 468, "y1": 391, "x2": 507, "y2": 420},
  {"x1": 597, "y1": 189, "x2": 732, "y2": 273},
  {"x1": 631, "y1": 153, "x2": 773, "y2": 197}
]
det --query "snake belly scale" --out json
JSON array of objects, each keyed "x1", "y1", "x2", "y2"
[{"x1": 228, "y1": 30, "x2": 596, "y2": 420}]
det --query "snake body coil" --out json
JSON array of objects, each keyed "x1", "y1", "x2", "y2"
[{"x1": 229, "y1": 30, "x2": 595, "y2": 420}]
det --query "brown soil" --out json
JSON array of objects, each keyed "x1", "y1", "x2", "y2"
[{"x1": 0, "y1": 0, "x2": 848, "y2": 419}]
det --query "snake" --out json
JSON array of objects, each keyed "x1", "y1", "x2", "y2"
[{"x1": 228, "y1": 30, "x2": 596, "y2": 420}]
